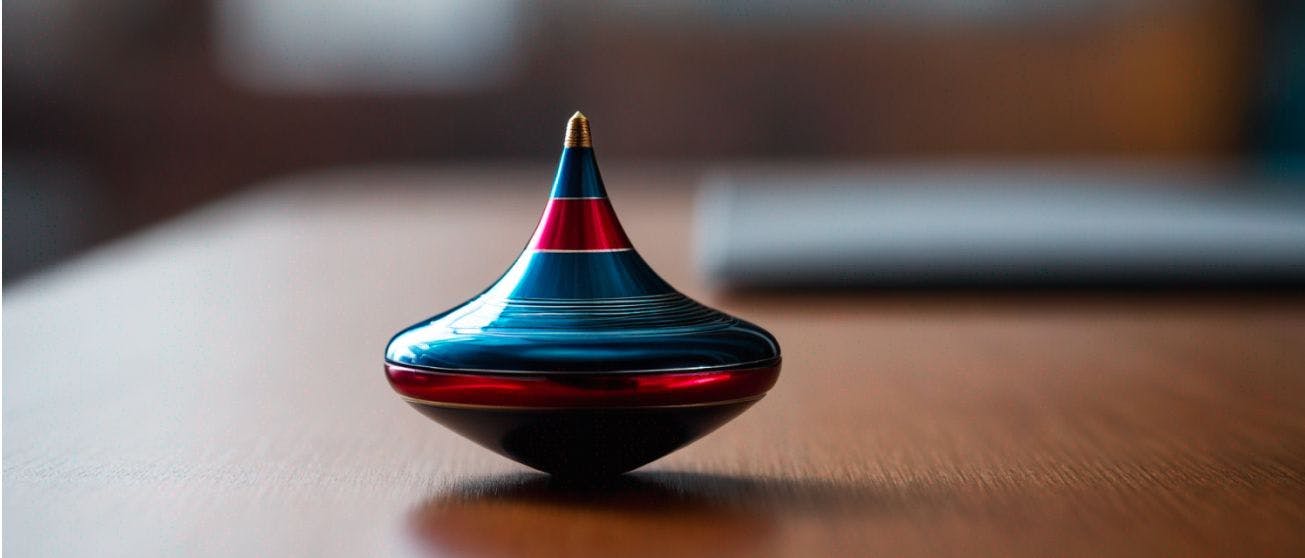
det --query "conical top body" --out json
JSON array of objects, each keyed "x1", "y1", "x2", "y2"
[{"x1": 385, "y1": 113, "x2": 780, "y2": 477}]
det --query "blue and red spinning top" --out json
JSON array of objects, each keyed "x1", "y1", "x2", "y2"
[{"x1": 385, "y1": 113, "x2": 781, "y2": 476}]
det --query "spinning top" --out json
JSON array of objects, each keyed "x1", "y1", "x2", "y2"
[{"x1": 385, "y1": 113, "x2": 781, "y2": 476}]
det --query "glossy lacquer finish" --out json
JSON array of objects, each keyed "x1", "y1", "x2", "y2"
[{"x1": 385, "y1": 113, "x2": 780, "y2": 476}]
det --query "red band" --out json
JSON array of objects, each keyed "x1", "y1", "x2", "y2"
[
  {"x1": 527, "y1": 198, "x2": 631, "y2": 251},
  {"x1": 386, "y1": 363, "x2": 779, "y2": 408}
]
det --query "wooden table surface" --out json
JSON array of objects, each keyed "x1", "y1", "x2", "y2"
[{"x1": 6, "y1": 166, "x2": 1305, "y2": 557}]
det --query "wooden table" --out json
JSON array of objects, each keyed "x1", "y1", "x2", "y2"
[{"x1": 6, "y1": 166, "x2": 1305, "y2": 557}]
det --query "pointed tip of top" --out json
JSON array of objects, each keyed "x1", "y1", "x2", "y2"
[{"x1": 564, "y1": 111, "x2": 592, "y2": 148}]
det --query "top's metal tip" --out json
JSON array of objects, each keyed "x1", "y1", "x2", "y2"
[{"x1": 564, "y1": 111, "x2": 592, "y2": 148}]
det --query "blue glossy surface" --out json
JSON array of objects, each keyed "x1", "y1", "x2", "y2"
[
  {"x1": 385, "y1": 141, "x2": 780, "y2": 375},
  {"x1": 549, "y1": 147, "x2": 607, "y2": 198},
  {"x1": 484, "y1": 251, "x2": 671, "y2": 299},
  {"x1": 386, "y1": 249, "x2": 780, "y2": 372},
  {"x1": 387, "y1": 293, "x2": 779, "y2": 373}
]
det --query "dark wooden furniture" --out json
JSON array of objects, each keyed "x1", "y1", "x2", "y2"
[{"x1": 6, "y1": 167, "x2": 1304, "y2": 557}]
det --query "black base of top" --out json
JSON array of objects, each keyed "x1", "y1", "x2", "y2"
[{"x1": 407, "y1": 400, "x2": 757, "y2": 478}]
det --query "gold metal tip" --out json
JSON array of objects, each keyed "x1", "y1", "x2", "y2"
[{"x1": 564, "y1": 111, "x2": 592, "y2": 148}]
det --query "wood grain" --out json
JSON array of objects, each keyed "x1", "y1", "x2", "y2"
[{"x1": 5, "y1": 166, "x2": 1305, "y2": 557}]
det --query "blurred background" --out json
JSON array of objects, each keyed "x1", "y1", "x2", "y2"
[{"x1": 5, "y1": 0, "x2": 1304, "y2": 283}]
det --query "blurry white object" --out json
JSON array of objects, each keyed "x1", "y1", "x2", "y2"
[
  {"x1": 697, "y1": 166, "x2": 1305, "y2": 287},
  {"x1": 215, "y1": 0, "x2": 520, "y2": 93}
]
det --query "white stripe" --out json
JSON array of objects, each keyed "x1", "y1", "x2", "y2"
[{"x1": 550, "y1": 196, "x2": 607, "y2": 200}]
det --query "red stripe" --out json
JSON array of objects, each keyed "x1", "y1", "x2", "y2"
[
  {"x1": 386, "y1": 363, "x2": 780, "y2": 408},
  {"x1": 527, "y1": 198, "x2": 631, "y2": 251}
]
